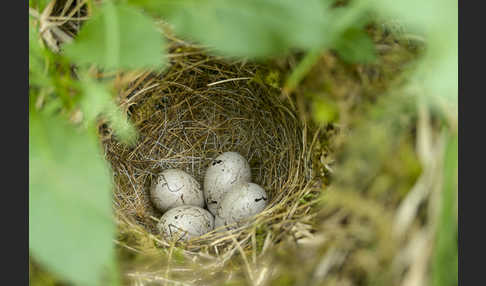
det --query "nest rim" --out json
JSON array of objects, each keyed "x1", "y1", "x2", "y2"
[{"x1": 103, "y1": 44, "x2": 322, "y2": 255}]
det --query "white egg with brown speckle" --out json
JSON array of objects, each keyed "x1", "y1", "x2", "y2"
[
  {"x1": 213, "y1": 215, "x2": 234, "y2": 232},
  {"x1": 214, "y1": 215, "x2": 226, "y2": 229},
  {"x1": 204, "y1": 152, "x2": 251, "y2": 215},
  {"x1": 150, "y1": 169, "x2": 204, "y2": 212},
  {"x1": 218, "y1": 182, "x2": 268, "y2": 226},
  {"x1": 157, "y1": 206, "x2": 214, "y2": 242}
]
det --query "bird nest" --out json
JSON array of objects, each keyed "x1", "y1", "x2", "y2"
[{"x1": 103, "y1": 44, "x2": 319, "y2": 256}]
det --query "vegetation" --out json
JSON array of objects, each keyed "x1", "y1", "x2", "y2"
[{"x1": 29, "y1": 0, "x2": 457, "y2": 285}]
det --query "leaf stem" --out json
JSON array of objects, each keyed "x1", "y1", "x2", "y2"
[{"x1": 283, "y1": 48, "x2": 322, "y2": 94}]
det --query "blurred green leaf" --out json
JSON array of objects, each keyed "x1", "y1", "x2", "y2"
[
  {"x1": 373, "y1": 0, "x2": 452, "y2": 34},
  {"x1": 166, "y1": 0, "x2": 331, "y2": 58},
  {"x1": 312, "y1": 96, "x2": 339, "y2": 124},
  {"x1": 80, "y1": 77, "x2": 138, "y2": 146},
  {"x1": 64, "y1": 2, "x2": 166, "y2": 70},
  {"x1": 104, "y1": 100, "x2": 139, "y2": 145},
  {"x1": 29, "y1": 20, "x2": 43, "y2": 71},
  {"x1": 334, "y1": 28, "x2": 376, "y2": 63},
  {"x1": 419, "y1": 9, "x2": 457, "y2": 102},
  {"x1": 431, "y1": 133, "x2": 458, "y2": 286},
  {"x1": 29, "y1": 113, "x2": 116, "y2": 286},
  {"x1": 126, "y1": 0, "x2": 194, "y2": 18},
  {"x1": 79, "y1": 79, "x2": 112, "y2": 124},
  {"x1": 373, "y1": 0, "x2": 457, "y2": 102},
  {"x1": 29, "y1": 19, "x2": 51, "y2": 88}
]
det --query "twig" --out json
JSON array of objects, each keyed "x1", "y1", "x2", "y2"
[{"x1": 207, "y1": 77, "x2": 252, "y2": 87}]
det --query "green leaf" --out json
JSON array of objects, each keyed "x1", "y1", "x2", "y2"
[
  {"x1": 334, "y1": 28, "x2": 376, "y2": 64},
  {"x1": 80, "y1": 77, "x2": 138, "y2": 146},
  {"x1": 418, "y1": 6, "x2": 457, "y2": 102},
  {"x1": 126, "y1": 0, "x2": 192, "y2": 18},
  {"x1": 166, "y1": 0, "x2": 331, "y2": 58},
  {"x1": 373, "y1": 0, "x2": 457, "y2": 102},
  {"x1": 373, "y1": 0, "x2": 454, "y2": 34},
  {"x1": 104, "y1": 100, "x2": 139, "y2": 145},
  {"x1": 29, "y1": 113, "x2": 116, "y2": 286},
  {"x1": 64, "y1": 2, "x2": 166, "y2": 70}
]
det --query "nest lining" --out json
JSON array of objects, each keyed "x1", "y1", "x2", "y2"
[{"x1": 104, "y1": 47, "x2": 315, "y2": 251}]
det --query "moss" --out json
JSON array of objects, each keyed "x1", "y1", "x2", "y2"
[
  {"x1": 171, "y1": 247, "x2": 186, "y2": 265},
  {"x1": 271, "y1": 272, "x2": 296, "y2": 286}
]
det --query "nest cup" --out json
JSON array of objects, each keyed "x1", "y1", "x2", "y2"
[{"x1": 104, "y1": 47, "x2": 313, "y2": 251}]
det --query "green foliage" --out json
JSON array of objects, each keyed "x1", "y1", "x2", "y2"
[
  {"x1": 29, "y1": 0, "x2": 457, "y2": 284},
  {"x1": 418, "y1": 16, "x2": 457, "y2": 103},
  {"x1": 163, "y1": 0, "x2": 332, "y2": 58},
  {"x1": 79, "y1": 77, "x2": 138, "y2": 145},
  {"x1": 64, "y1": 1, "x2": 166, "y2": 70},
  {"x1": 29, "y1": 2, "x2": 155, "y2": 284},
  {"x1": 334, "y1": 27, "x2": 376, "y2": 63},
  {"x1": 29, "y1": 112, "x2": 116, "y2": 286},
  {"x1": 374, "y1": 0, "x2": 450, "y2": 33},
  {"x1": 125, "y1": 0, "x2": 192, "y2": 18},
  {"x1": 29, "y1": 19, "x2": 44, "y2": 76},
  {"x1": 129, "y1": 0, "x2": 376, "y2": 61},
  {"x1": 375, "y1": 0, "x2": 458, "y2": 102},
  {"x1": 30, "y1": 20, "x2": 80, "y2": 113},
  {"x1": 29, "y1": 19, "x2": 52, "y2": 89},
  {"x1": 431, "y1": 134, "x2": 458, "y2": 286}
]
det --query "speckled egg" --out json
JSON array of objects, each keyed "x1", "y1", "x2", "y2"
[
  {"x1": 157, "y1": 206, "x2": 214, "y2": 242},
  {"x1": 212, "y1": 215, "x2": 239, "y2": 232},
  {"x1": 150, "y1": 169, "x2": 204, "y2": 212},
  {"x1": 204, "y1": 152, "x2": 251, "y2": 215},
  {"x1": 218, "y1": 182, "x2": 268, "y2": 226},
  {"x1": 212, "y1": 215, "x2": 232, "y2": 233},
  {"x1": 214, "y1": 215, "x2": 226, "y2": 229}
]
